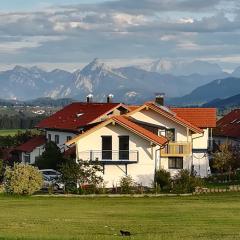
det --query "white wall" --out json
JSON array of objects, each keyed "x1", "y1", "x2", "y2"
[
  {"x1": 20, "y1": 145, "x2": 45, "y2": 165},
  {"x1": 131, "y1": 109, "x2": 189, "y2": 142},
  {"x1": 192, "y1": 128, "x2": 209, "y2": 150},
  {"x1": 76, "y1": 123, "x2": 158, "y2": 187},
  {"x1": 46, "y1": 130, "x2": 76, "y2": 151}
]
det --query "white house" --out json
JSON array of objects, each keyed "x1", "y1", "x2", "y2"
[
  {"x1": 67, "y1": 96, "x2": 216, "y2": 187},
  {"x1": 14, "y1": 136, "x2": 46, "y2": 164}
]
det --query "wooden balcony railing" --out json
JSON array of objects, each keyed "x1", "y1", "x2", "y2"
[{"x1": 161, "y1": 142, "x2": 192, "y2": 157}]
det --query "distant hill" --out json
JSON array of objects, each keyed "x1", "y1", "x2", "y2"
[
  {"x1": 0, "y1": 97, "x2": 75, "y2": 107},
  {"x1": 203, "y1": 93, "x2": 240, "y2": 109},
  {"x1": 167, "y1": 77, "x2": 240, "y2": 106}
]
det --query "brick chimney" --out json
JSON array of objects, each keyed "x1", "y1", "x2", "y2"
[{"x1": 86, "y1": 94, "x2": 93, "y2": 103}]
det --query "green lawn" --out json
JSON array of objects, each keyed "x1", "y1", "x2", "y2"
[
  {"x1": 0, "y1": 129, "x2": 39, "y2": 136},
  {"x1": 0, "y1": 129, "x2": 27, "y2": 136},
  {"x1": 0, "y1": 193, "x2": 240, "y2": 240}
]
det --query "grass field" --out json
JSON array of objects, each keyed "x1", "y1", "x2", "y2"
[
  {"x1": 0, "y1": 129, "x2": 39, "y2": 136},
  {"x1": 0, "y1": 129, "x2": 27, "y2": 136},
  {"x1": 0, "y1": 193, "x2": 240, "y2": 240}
]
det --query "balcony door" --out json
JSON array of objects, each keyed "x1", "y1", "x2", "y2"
[
  {"x1": 102, "y1": 136, "x2": 112, "y2": 160},
  {"x1": 119, "y1": 136, "x2": 129, "y2": 160}
]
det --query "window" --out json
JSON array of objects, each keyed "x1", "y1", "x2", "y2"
[
  {"x1": 55, "y1": 135, "x2": 59, "y2": 144},
  {"x1": 102, "y1": 136, "x2": 112, "y2": 160},
  {"x1": 158, "y1": 129, "x2": 166, "y2": 137},
  {"x1": 24, "y1": 153, "x2": 30, "y2": 164},
  {"x1": 166, "y1": 129, "x2": 175, "y2": 141},
  {"x1": 119, "y1": 136, "x2": 129, "y2": 160},
  {"x1": 168, "y1": 157, "x2": 183, "y2": 169},
  {"x1": 48, "y1": 134, "x2": 51, "y2": 142},
  {"x1": 67, "y1": 136, "x2": 72, "y2": 141}
]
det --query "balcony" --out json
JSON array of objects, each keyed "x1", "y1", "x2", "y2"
[
  {"x1": 161, "y1": 142, "x2": 192, "y2": 157},
  {"x1": 78, "y1": 150, "x2": 139, "y2": 164}
]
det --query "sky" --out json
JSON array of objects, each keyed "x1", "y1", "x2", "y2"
[{"x1": 0, "y1": 0, "x2": 239, "y2": 71}]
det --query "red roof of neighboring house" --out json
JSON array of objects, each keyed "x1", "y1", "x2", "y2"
[
  {"x1": 215, "y1": 109, "x2": 240, "y2": 138},
  {"x1": 112, "y1": 115, "x2": 168, "y2": 146},
  {"x1": 144, "y1": 102, "x2": 203, "y2": 133},
  {"x1": 171, "y1": 108, "x2": 216, "y2": 128},
  {"x1": 36, "y1": 102, "x2": 125, "y2": 131},
  {"x1": 15, "y1": 136, "x2": 46, "y2": 153}
]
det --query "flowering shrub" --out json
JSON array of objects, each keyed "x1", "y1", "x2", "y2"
[{"x1": 4, "y1": 164, "x2": 43, "y2": 195}]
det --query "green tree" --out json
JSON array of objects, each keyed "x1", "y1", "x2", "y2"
[
  {"x1": 212, "y1": 143, "x2": 233, "y2": 178},
  {"x1": 59, "y1": 159, "x2": 103, "y2": 193},
  {"x1": 4, "y1": 164, "x2": 43, "y2": 195},
  {"x1": 35, "y1": 142, "x2": 65, "y2": 170}
]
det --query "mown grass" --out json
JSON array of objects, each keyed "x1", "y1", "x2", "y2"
[
  {"x1": 0, "y1": 129, "x2": 39, "y2": 136},
  {"x1": 0, "y1": 193, "x2": 239, "y2": 239},
  {"x1": 0, "y1": 129, "x2": 26, "y2": 136}
]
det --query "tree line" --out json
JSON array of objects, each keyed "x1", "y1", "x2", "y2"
[{"x1": 0, "y1": 114, "x2": 45, "y2": 129}]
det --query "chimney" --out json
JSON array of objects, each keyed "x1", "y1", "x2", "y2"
[
  {"x1": 155, "y1": 93, "x2": 165, "y2": 106},
  {"x1": 107, "y1": 94, "x2": 114, "y2": 103},
  {"x1": 86, "y1": 94, "x2": 93, "y2": 103}
]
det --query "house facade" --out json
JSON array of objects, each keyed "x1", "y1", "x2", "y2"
[
  {"x1": 14, "y1": 136, "x2": 46, "y2": 164},
  {"x1": 67, "y1": 97, "x2": 216, "y2": 187}
]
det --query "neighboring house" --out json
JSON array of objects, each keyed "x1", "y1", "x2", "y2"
[
  {"x1": 36, "y1": 95, "x2": 129, "y2": 152},
  {"x1": 214, "y1": 109, "x2": 240, "y2": 146},
  {"x1": 13, "y1": 136, "x2": 46, "y2": 164},
  {"x1": 67, "y1": 96, "x2": 216, "y2": 187}
]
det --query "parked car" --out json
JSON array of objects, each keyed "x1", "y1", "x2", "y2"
[
  {"x1": 39, "y1": 169, "x2": 61, "y2": 180},
  {"x1": 39, "y1": 169, "x2": 64, "y2": 190}
]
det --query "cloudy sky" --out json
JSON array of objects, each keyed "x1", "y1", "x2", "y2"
[{"x1": 0, "y1": 0, "x2": 239, "y2": 71}]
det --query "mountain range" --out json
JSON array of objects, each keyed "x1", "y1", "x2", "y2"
[{"x1": 0, "y1": 59, "x2": 234, "y2": 103}]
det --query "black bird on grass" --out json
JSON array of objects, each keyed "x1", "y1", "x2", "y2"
[{"x1": 120, "y1": 230, "x2": 131, "y2": 236}]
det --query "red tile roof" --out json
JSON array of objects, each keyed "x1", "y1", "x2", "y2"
[
  {"x1": 215, "y1": 109, "x2": 240, "y2": 138},
  {"x1": 15, "y1": 136, "x2": 46, "y2": 153},
  {"x1": 144, "y1": 102, "x2": 203, "y2": 133},
  {"x1": 128, "y1": 105, "x2": 140, "y2": 111},
  {"x1": 36, "y1": 102, "x2": 125, "y2": 131},
  {"x1": 112, "y1": 115, "x2": 168, "y2": 146},
  {"x1": 67, "y1": 115, "x2": 168, "y2": 146},
  {"x1": 171, "y1": 108, "x2": 216, "y2": 128}
]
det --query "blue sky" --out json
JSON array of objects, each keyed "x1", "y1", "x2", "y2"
[{"x1": 0, "y1": 0, "x2": 239, "y2": 71}]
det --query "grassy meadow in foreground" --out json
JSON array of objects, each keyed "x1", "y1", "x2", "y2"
[{"x1": 0, "y1": 193, "x2": 239, "y2": 240}]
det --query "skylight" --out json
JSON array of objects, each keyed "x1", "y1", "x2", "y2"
[{"x1": 76, "y1": 113, "x2": 84, "y2": 118}]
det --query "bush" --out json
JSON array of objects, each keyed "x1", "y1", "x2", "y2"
[
  {"x1": 172, "y1": 169, "x2": 203, "y2": 194},
  {"x1": 119, "y1": 175, "x2": 135, "y2": 194},
  {"x1": 154, "y1": 169, "x2": 171, "y2": 192},
  {"x1": 4, "y1": 164, "x2": 43, "y2": 195},
  {"x1": 59, "y1": 159, "x2": 103, "y2": 194}
]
